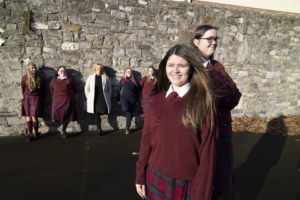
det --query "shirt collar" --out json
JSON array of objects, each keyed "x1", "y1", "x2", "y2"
[
  {"x1": 150, "y1": 77, "x2": 154, "y2": 79},
  {"x1": 203, "y1": 59, "x2": 213, "y2": 68},
  {"x1": 57, "y1": 76, "x2": 68, "y2": 80},
  {"x1": 165, "y1": 83, "x2": 190, "y2": 98}
]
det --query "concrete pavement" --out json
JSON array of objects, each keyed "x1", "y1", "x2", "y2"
[{"x1": 0, "y1": 130, "x2": 299, "y2": 200}]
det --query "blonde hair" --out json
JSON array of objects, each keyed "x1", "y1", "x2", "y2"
[
  {"x1": 26, "y1": 62, "x2": 43, "y2": 92},
  {"x1": 93, "y1": 63, "x2": 107, "y2": 77},
  {"x1": 146, "y1": 66, "x2": 157, "y2": 83}
]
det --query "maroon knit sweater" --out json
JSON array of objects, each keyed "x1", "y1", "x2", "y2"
[
  {"x1": 139, "y1": 76, "x2": 158, "y2": 95},
  {"x1": 21, "y1": 75, "x2": 46, "y2": 98},
  {"x1": 209, "y1": 61, "x2": 241, "y2": 124},
  {"x1": 136, "y1": 92, "x2": 217, "y2": 200},
  {"x1": 49, "y1": 77, "x2": 79, "y2": 100}
]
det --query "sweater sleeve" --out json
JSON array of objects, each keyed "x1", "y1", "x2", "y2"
[
  {"x1": 70, "y1": 78, "x2": 79, "y2": 94},
  {"x1": 209, "y1": 69, "x2": 241, "y2": 110},
  {"x1": 139, "y1": 77, "x2": 145, "y2": 92},
  {"x1": 136, "y1": 104, "x2": 153, "y2": 185},
  {"x1": 49, "y1": 79, "x2": 55, "y2": 94},
  {"x1": 192, "y1": 112, "x2": 217, "y2": 200},
  {"x1": 21, "y1": 76, "x2": 26, "y2": 96}
]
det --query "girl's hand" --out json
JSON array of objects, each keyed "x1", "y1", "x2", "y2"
[
  {"x1": 135, "y1": 184, "x2": 146, "y2": 199},
  {"x1": 118, "y1": 101, "x2": 120, "y2": 105}
]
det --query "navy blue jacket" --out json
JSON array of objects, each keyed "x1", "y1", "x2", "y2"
[{"x1": 117, "y1": 77, "x2": 139, "y2": 102}]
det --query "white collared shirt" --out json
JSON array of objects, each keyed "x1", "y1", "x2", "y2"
[
  {"x1": 57, "y1": 76, "x2": 68, "y2": 80},
  {"x1": 203, "y1": 59, "x2": 213, "y2": 68},
  {"x1": 150, "y1": 77, "x2": 154, "y2": 79},
  {"x1": 165, "y1": 83, "x2": 190, "y2": 98}
]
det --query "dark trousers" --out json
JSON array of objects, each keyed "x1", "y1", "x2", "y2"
[
  {"x1": 94, "y1": 113, "x2": 103, "y2": 130},
  {"x1": 120, "y1": 97, "x2": 136, "y2": 128}
]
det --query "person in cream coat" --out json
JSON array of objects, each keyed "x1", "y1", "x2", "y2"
[{"x1": 85, "y1": 63, "x2": 112, "y2": 137}]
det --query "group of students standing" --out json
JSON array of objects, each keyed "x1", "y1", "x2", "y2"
[
  {"x1": 21, "y1": 64, "x2": 158, "y2": 141},
  {"x1": 21, "y1": 24, "x2": 241, "y2": 200}
]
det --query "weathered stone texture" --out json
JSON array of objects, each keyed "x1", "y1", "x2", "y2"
[{"x1": 0, "y1": 0, "x2": 299, "y2": 136}]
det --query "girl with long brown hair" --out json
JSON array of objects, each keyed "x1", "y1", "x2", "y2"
[
  {"x1": 21, "y1": 62, "x2": 46, "y2": 142},
  {"x1": 191, "y1": 25, "x2": 242, "y2": 199},
  {"x1": 135, "y1": 44, "x2": 217, "y2": 200},
  {"x1": 139, "y1": 67, "x2": 158, "y2": 118}
]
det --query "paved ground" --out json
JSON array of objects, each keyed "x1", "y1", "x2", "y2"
[{"x1": 0, "y1": 129, "x2": 299, "y2": 200}]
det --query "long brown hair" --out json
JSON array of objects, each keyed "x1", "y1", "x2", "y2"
[
  {"x1": 26, "y1": 62, "x2": 43, "y2": 91},
  {"x1": 157, "y1": 44, "x2": 216, "y2": 133},
  {"x1": 190, "y1": 25, "x2": 218, "y2": 61},
  {"x1": 146, "y1": 66, "x2": 157, "y2": 83},
  {"x1": 93, "y1": 63, "x2": 107, "y2": 77}
]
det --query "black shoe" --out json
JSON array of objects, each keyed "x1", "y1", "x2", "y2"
[
  {"x1": 27, "y1": 135, "x2": 33, "y2": 142},
  {"x1": 125, "y1": 128, "x2": 130, "y2": 135},
  {"x1": 36, "y1": 132, "x2": 41, "y2": 139},
  {"x1": 61, "y1": 131, "x2": 67, "y2": 139},
  {"x1": 97, "y1": 129, "x2": 102, "y2": 137}
]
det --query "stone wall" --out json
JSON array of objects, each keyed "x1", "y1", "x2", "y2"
[{"x1": 0, "y1": 0, "x2": 299, "y2": 136}]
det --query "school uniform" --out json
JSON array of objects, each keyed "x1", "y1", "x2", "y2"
[
  {"x1": 205, "y1": 60, "x2": 242, "y2": 197},
  {"x1": 136, "y1": 83, "x2": 217, "y2": 200},
  {"x1": 139, "y1": 76, "x2": 158, "y2": 118},
  {"x1": 21, "y1": 75, "x2": 46, "y2": 117},
  {"x1": 50, "y1": 76, "x2": 79, "y2": 122},
  {"x1": 117, "y1": 77, "x2": 139, "y2": 128}
]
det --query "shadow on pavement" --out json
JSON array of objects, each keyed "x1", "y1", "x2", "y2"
[{"x1": 225, "y1": 116, "x2": 288, "y2": 200}]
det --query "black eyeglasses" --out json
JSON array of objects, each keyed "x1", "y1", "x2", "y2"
[{"x1": 199, "y1": 37, "x2": 220, "y2": 43}]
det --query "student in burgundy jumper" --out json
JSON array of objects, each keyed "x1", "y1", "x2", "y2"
[
  {"x1": 50, "y1": 66, "x2": 79, "y2": 139},
  {"x1": 139, "y1": 67, "x2": 158, "y2": 118},
  {"x1": 117, "y1": 68, "x2": 139, "y2": 134},
  {"x1": 135, "y1": 44, "x2": 218, "y2": 200},
  {"x1": 21, "y1": 62, "x2": 46, "y2": 142},
  {"x1": 85, "y1": 64, "x2": 112, "y2": 137},
  {"x1": 191, "y1": 25, "x2": 242, "y2": 199}
]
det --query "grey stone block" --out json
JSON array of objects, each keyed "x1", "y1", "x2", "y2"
[
  {"x1": 43, "y1": 30, "x2": 62, "y2": 39},
  {"x1": 45, "y1": 59, "x2": 63, "y2": 68},
  {"x1": 26, "y1": 47, "x2": 42, "y2": 56},
  {"x1": 126, "y1": 49, "x2": 141, "y2": 57},
  {"x1": 113, "y1": 47, "x2": 125, "y2": 57}
]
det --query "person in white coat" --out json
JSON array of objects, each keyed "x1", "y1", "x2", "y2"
[{"x1": 85, "y1": 63, "x2": 112, "y2": 137}]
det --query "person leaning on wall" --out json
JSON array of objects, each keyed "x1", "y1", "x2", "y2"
[
  {"x1": 84, "y1": 63, "x2": 112, "y2": 137},
  {"x1": 135, "y1": 44, "x2": 218, "y2": 200},
  {"x1": 50, "y1": 66, "x2": 79, "y2": 139},
  {"x1": 21, "y1": 62, "x2": 46, "y2": 142},
  {"x1": 117, "y1": 68, "x2": 139, "y2": 135},
  {"x1": 191, "y1": 25, "x2": 242, "y2": 200},
  {"x1": 139, "y1": 67, "x2": 158, "y2": 119}
]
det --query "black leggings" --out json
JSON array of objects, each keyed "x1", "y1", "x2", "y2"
[
  {"x1": 94, "y1": 113, "x2": 104, "y2": 130},
  {"x1": 62, "y1": 122, "x2": 69, "y2": 132}
]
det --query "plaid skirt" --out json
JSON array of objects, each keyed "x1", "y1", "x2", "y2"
[
  {"x1": 140, "y1": 94, "x2": 155, "y2": 118},
  {"x1": 146, "y1": 165, "x2": 193, "y2": 200},
  {"x1": 214, "y1": 123, "x2": 235, "y2": 197},
  {"x1": 51, "y1": 99, "x2": 78, "y2": 122},
  {"x1": 21, "y1": 95, "x2": 44, "y2": 117}
]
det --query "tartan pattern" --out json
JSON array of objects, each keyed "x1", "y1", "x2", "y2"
[
  {"x1": 214, "y1": 123, "x2": 235, "y2": 197},
  {"x1": 146, "y1": 165, "x2": 193, "y2": 200},
  {"x1": 140, "y1": 94, "x2": 155, "y2": 118},
  {"x1": 21, "y1": 95, "x2": 44, "y2": 117},
  {"x1": 51, "y1": 99, "x2": 78, "y2": 122}
]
